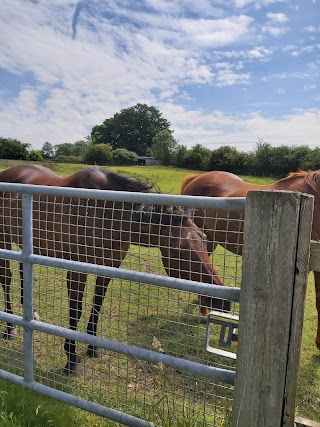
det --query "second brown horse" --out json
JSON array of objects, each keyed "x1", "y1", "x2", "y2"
[{"x1": 182, "y1": 170, "x2": 320, "y2": 353}]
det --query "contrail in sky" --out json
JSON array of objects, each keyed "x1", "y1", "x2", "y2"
[{"x1": 71, "y1": 1, "x2": 86, "y2": 39}]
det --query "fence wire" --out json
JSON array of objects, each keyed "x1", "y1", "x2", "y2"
[{"x1": 0, "y1": 188, "x2": 244, "y2": 427}]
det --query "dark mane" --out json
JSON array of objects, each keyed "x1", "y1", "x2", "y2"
[
  {"x1": 97, "y1": 169, "x2": 188, "y2": 225},
  {"x1": 99, "y1": 169, "x2": 156, "y2": 193}
]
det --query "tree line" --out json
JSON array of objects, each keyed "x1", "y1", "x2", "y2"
[{"x1": 1, "y1": 103, "x2": 319, "y2": 177}]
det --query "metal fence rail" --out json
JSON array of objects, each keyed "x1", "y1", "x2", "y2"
[{"x1": 0, "y1": 183, "x2": 246, "y2": 427}]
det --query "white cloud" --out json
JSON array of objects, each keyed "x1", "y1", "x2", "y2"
[
  {"x1": 160, "y1": 104, "x2": 320, "y2": 151},
  {"x1": 262, "y1": 11, "x2": 289, "y2": 37},
  {"x1": 149, "y1": 15, "x2": 254, "y2": 48},
  {"x1": 261, "y1": 71, "x2": 312, "y2": 81},
  {"x1": 266, "y1": 12, "x2": 288, "y2": 23},
  {"x1": 143, "y1": 0, "x2": 225, "y2": 18},
  {"x1": 262, "y1": 25, "x2": 289, "y2": 37},
  {"x1": 282, "y1": 44, "x2": 297, "y2": 52},
  {"x1": 304, "y1": 26, "x2": 317, "y2": 33},
  {"x1": 210, "y1": 46, "x2": 272, "y2": 62},
  {"x1": 248, "y1": 49, "x2": 264, "y2": 58},
  {"x1": 247, "y1": 46, "x2": 272, "y2": 58},
  {"x1": 216, "y1": 70, "x2": 251, "y2": 87},
  {"x1": 289, "y1": 44, "x2": 320, "y2": 56},
  {"x1": 234, "y1": 0, "x2": 254, "y2": 8},
  {"x1": 234, "y1": 0, "x2": 288, "y2": 9},
  {"x1": 304, "y1": 84, "x2": 316, "y2": 91}
]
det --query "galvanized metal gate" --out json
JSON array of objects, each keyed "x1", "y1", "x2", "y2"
[{"x1": 0, "y1": 183, "x2": 245, "y2": 427}]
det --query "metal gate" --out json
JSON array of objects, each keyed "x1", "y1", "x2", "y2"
[{"x1": 0, "y1": 183, "x2": 245, "y2": 427}]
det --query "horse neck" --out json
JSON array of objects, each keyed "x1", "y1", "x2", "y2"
[
  {"x1": 273, "y1": 173, "x2": 317, "y2": 193},
  {"x1": 247, "y1": 182, "x2": 275, "y2": 191}
]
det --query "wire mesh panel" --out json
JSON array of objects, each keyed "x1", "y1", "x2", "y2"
[{"x1": 0, "y1": 186, "x2": 244, "y2": 427}]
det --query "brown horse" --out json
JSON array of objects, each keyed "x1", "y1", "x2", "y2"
[
  {"x1": 181, "y1": 170, "x2": 320, "y2": 353},
  {"x1": 0, "y1": 165, "x2": 229, "y2": 374}
]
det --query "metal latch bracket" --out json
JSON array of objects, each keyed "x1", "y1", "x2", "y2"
[{"x1": 206, "y1": 310, "x2": 239, "y2": 360}]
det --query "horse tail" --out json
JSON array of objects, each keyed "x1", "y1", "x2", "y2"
[{"x1": 181, "y1": 174, "x2": 199, "y2": 193}]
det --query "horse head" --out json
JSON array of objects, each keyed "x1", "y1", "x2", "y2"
[{"x1": 132, "y1": 204, "x2": 231, "y2": 317}]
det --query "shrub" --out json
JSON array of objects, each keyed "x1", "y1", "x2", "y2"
[
  {"x1": 112, "y1": 148, "x2": 138, "y2": 165},
  {"x1": 83, "y1": 144, "x2": 113, "y2": 165}
]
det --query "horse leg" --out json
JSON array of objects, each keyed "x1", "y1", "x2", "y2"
[
  {"x1": 64, "y1": 271, "x2": 87, "y2": 375},
  {"x1": 86, "y1": 275, "x2": 111, "y2": 358},
  {"x1": 207, "y1": 239, "x2": 218, "y2": 257},
  {"x1": 198, "y1": 241, "x2": 231, "y2": 319},
  {"x1": 314, "y1": 271, "x2": 320, "y2": 352},
  {"x1": 0, "y1": 258, "x2": 17, "y2": 339},
  {"x1": 19, "y1": 262, "x2": 40, "y2": 321}
]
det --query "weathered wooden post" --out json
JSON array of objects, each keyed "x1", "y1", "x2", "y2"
[{"x1": 232, "y1": 191, "x2": 314, "y2": 427}]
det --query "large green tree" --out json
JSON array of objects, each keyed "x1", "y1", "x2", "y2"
[
  {"x1": 54, "y1": 143, "x2": 74, "y2": 158},
  {"x1": 0, "y1": 137, "x2": 30, "y2": 160},
  {"x1": 41, "y1": 142, "x2": 55, "y2": 159},
  {"x1": 303, "y1": 147, "x2": 320, "y2": 170},
  {"x1": 149, "y1": 130, "x2": 178, "y2": 165},
  {"x1": 91, "y1": 103, "x2": 172, "y2": 156},
  {"x1": 184, "y1": 144, "x2": 212, "y2": 170},
  {"x1": 71, "y1": 139, "x2": 90, "y2": 157},
  {"x1": 208, "y1": 146, "x2": 249, "y2": 174},
  {"x1": 171, "y1": 144, "x2": 189, "y2": 168}
]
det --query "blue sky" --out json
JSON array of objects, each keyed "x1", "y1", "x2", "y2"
[{"x1": 0, "y1": 0, "x2": 319, "y2": 152}]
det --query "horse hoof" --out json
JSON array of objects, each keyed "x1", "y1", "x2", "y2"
[
  {"x1": 199, "y1": 316, "x2": 207, "y2": 324},
  {"x1": 315, "y1": 336, "x2": 320, "y2": 352},
  {"x1": 2, "y1": 327, "x2": 18, "y2": 340},
  {"x1": 33, "y1": 311, "x2": 40, "y2": 321},
  {"x1": 63, "y1": 362, "x2": 84, "y2": 376},
  {"x1": 87, "y1": 346, "x2": 106, "y2": 358}
]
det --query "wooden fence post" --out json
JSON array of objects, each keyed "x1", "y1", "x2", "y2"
[{"x1": 232, "y1": 191, "x2": 314, "y2": 427}]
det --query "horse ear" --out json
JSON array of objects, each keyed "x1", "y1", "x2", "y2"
[
  {"x1": 132, "y1": 204, "x2": 192, "y2": 226},
  {"x1": 131, "y1": 205, "x2": 174, "y2": 226},
  {"x1": 180, "y1": 207, "x2": 196, "y2": 219},
  {"x1": 170, "y1": 205, "x2": 195, "y2": 217},
  {"x1": 132, "y1": 204, "x2": 157, "y2": 223}
]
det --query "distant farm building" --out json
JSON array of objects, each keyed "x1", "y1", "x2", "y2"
[{"x1": 136, "y1": 156, "x2": 162, "y2": 166}]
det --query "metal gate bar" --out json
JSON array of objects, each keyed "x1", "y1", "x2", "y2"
[
  {"x1": 0, "y1": 250, "x2": 241, "y2": 301},
  {"x1": 0, "y1": 182, "x2": 246, "y2": 211},
  {"x1": 0, "y1": 369, "x2": 153, "y2": 427},
  {"x1": 0, "y1": 310, "x2": 236, "y2": 384}
]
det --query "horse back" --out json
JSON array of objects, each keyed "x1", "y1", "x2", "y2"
[
  {"x1": 181, "y1": 170, "x2": 254, "y2": 197},
  {"x1": 0, "y1": 165, "x2": 64, "y2": 186}
]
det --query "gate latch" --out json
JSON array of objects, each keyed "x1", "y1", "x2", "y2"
[{"x1": 205, "y1": 310, "x2": 239, "y2": 360}]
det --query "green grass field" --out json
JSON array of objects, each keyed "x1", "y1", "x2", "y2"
[{"x1": 0, "y1": 160, "x2": 319, "y2": 426}]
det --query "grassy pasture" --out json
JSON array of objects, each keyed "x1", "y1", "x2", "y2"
[{"x1": 0, "y1": 161, "x2": 319, "y2": 426}]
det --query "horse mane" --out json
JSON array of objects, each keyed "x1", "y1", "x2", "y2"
[
  {"x1": 98, "y1": 169, "x2": 188, "y2": 225},
  {"x1": 286, "y1": 170, "x2": 320, "y2": 186},
  {"x1": 287, "y1": 171, "x2": 310, "y2": 178},
  {"x1": 99, "y1": 169, "x2": 156, "y2": 193},
  {"x1": 181, "y1": 174, "x2": 199, "y2": 192}
]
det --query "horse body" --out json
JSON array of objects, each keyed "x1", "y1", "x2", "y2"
[
  {"x1": 0, "y1": 165, "x2": 227, "y2": 374},
  {"x1": 181, "y1": 170, "x2": 320, "y2": 352}
]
